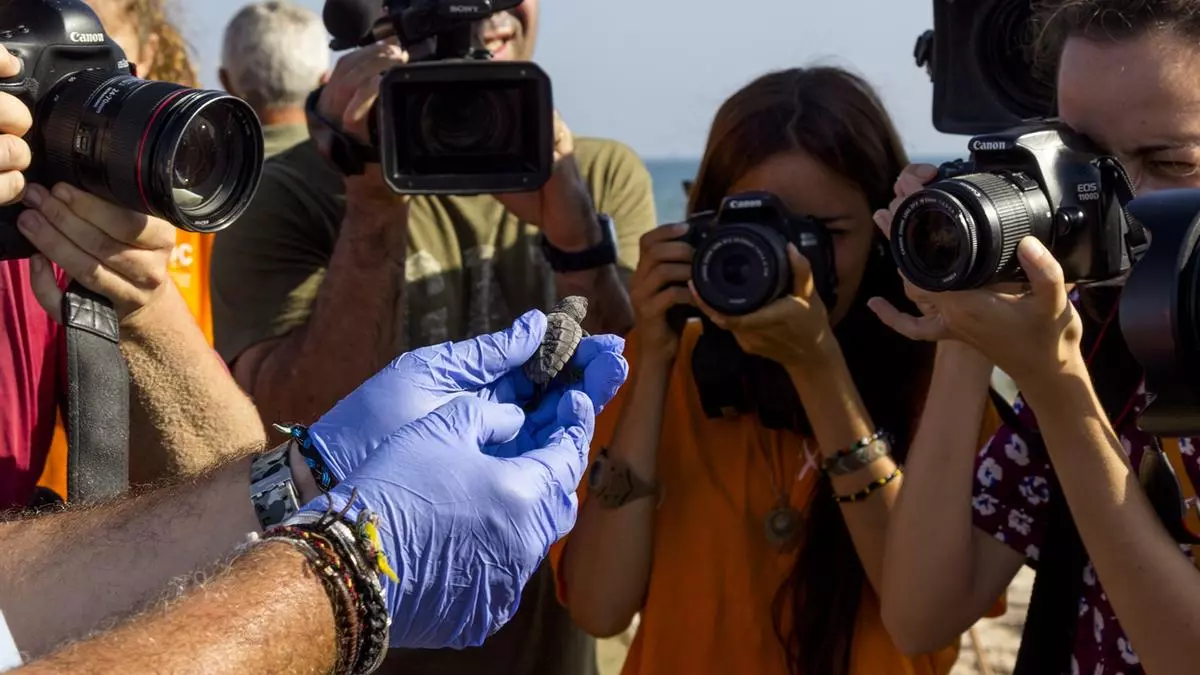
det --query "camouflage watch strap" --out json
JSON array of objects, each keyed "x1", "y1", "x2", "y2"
[{"x1": 250, "y1": 444, "x2": 301, "y2": 529}]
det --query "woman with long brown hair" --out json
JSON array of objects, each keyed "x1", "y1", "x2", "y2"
[{"x1": 549, "y1": 66, "x2": 996, "y2": 674}]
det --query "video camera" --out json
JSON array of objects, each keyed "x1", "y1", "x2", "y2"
[
  {"x1": 914, "y1": 0, "x2": 1056, "y2": 135},
  {"x1": 0, "y1": 0, "x2": 264, "y2": 261},
  {"x1": 664, "y1": 192, "x2": 838, "y2": 332},
  {"x1": 321, "y1": 0, "x2": 553, "y2": 195}
]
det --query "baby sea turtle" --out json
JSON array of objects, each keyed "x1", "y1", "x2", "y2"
[{"x1": 523, "y1": 296, "x2": 589, "y2": 407}]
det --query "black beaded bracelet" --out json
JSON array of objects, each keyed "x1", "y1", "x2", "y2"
[{"x1": 833, "y1": 466, "x2": 903, "y2": 504}]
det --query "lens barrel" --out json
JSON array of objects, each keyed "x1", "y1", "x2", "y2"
[
  {"x1": 692, "y1": 223, "x2": 790, "y2": 315},
  {"x1": 38, "y1": 69, "x2": 263, "y2": 232},
  {"x1": 891, "y1": 171, "x2": 1052, "y2": 291}
]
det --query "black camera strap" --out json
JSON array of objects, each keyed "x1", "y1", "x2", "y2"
[
  {"x1": 1097, "y1": 157, "x2": 1150, "y2": 261},
  {"x1": 303, "y1": 87, "x2": 379, "y2": 178},
  {"x1": 1010, "y1": 288, "x2": 1143, "y2": 674},
  {"x1": 62, "y1": 281, "x2": 129, "y2": 502}
]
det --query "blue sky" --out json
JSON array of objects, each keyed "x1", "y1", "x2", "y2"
[{"x1": 184, "y1": 0, "x2": 967, "y2": 159}]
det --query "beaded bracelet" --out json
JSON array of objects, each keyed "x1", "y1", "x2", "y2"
[
  {"x1": 274, "y1": 423, "x2": 339, "y2": 493},
  {"x1": 263, "y1": 490, "x2": 397, "y2": 675},
  {"x1": 262, "y1": 531, "x2": 362, "y2": 674},
  {"x1": 833, "y1": 466, "x2": 903, "y2": 504}
]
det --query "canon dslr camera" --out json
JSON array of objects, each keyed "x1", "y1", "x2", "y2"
[
  {"x1": 666, "y1": 192, "x2": 838, "y2": 330},
  {"x1": 0, "y1": 0, "x2": 263, "y2": 260},
  {"x1": 890, "y1": 121, "x2": 1145, "y2": 292},
  {"x1": 321, "y1": 0, "x2": 552, "y2": 195}
]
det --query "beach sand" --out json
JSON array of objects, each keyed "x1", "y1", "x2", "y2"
[{"x1": 596, "y1": 566, "x2": 1035, "y2": 675}]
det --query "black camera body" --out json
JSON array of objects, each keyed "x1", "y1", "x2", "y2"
[
  {"x1": 665, "y1": 191, "x2": 837, "y2": 331},
  {"x1": 328, "y1": 0, "x2": 553, "y2": 195},
  {"x1": 0, "y1": 0, "x2": 263, "y2": 260},
  {"x1": 891, "y1": 121, "x2": 1140, "y2": 292},
  {"x1": 914, "y1": 0, "x2": 1055, "y2": 135}
]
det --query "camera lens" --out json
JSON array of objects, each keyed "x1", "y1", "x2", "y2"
[
  {"x1": 692, "y1": 223, "x2": 789, "y2": 315},
  {"x1": 905, "y1": 210, "x2": 965, "y2": 279},
  {"x1": 37, "y1": 70, "x2": 263, "y2": 232},
  {"x1": 979, "y1": 1, "x2": 1056, "y2": 118},
  {"x1": 420, "y1": 88, "x2": 515, "y2": 156},
  {"x1": 892, "y1": 172, "x2": 1052, "y2": 291}
]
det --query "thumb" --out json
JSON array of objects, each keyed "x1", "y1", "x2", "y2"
[
  {"x1": 425, "y1": 397, "x2": 526, "y2": 449},
  {"x1": 454, "y1": 309, "x2": 548, "y2": 386},
  {"x1": 1016, "y1": 237, "x2": 1067, "y2": 314},
  {"x1": 787, "y1": 244, "x2": 814, "y2": 298},
  {"x1": 28, "y1": 255, "x2": 63, "y2": 322}
]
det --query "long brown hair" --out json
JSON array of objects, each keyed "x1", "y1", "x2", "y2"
[
  {"x1": 106, "y1": 0, "x2": 198, "y2": 87},
  {"x1": 688, "y1": 67, "x2": 936, "y2": 675}
]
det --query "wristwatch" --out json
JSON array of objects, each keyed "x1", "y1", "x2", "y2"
[
  {"x1": 588, "y1": 447, "x2": 661, "y2": 509},
  {"x1": 249, "y1": 444, "x2": 301, "y2": 529},
  {"x1": 540, "y1": 213, "x2": 619, "y2": 272}
]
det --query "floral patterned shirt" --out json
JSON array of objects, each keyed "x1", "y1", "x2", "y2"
[{"x1": 971, "y1": 382, "x2": 1199, "y2": 675}]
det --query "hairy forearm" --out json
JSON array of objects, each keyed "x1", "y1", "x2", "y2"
[
  {"x1": 251, "y1": 178, "x2": 409, "y2": 426},
  {"x1": 0, "y1": 457, "x2": 260, "y2": 658},
  {"x1": 562, "y1": 355, "x2": 669, "y2": 636},
  {"x1": 787, "y1": 341, "x2": 893, "y2": 591},
  {"x1": 556, "y1": 265, "x2": 634, "y2": 336},
  {"x1": 1022, "y1": 363, "x2": 1200, "y2": 675},
  {"x1": 881, "y1": 341, "x2": 1013, "y2": 652},
  {"x1": 122, "y1": 284, "x2": 266, "y2": 483},
  {"x1": 16, "y1": 541, "x2": 335, "y2": 675}
]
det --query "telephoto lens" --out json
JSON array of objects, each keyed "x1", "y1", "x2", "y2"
[
  {"x1": 37, "y1": 70, "x2": 263, "y2": 232},
  {"x1": 891, "y1": 170, "x2": 1053, "y2": 291}
]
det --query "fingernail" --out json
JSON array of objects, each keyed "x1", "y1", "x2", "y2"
[
  {"x1": 28, "y1": 254, "x2": 43, "y2": 274},
  {"x1": 1018, "y1": 237, "x2": 1046, "y2": 260},
  {"x1": 17, "y1": 209, "x2": 42, "y2": 232},
  {"x1": 51, "y1": 183, "x2": 72, "y2": 203},
  {"x1": 22, "y1": 184, "x2": 41, "y2": 208}
]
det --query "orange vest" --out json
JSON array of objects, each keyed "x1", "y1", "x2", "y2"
[{"x1": 37, "y1": 233, "x2": 213, "y2": 497}]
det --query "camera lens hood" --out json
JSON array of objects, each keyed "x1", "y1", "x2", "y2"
[{"x1": 1121, "y1": 189, "x2": 1200, "y2": 436}]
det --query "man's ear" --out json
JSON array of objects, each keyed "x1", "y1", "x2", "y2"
[{"x1": 218, "y1": 68, "x2": 234, "y2": 95}]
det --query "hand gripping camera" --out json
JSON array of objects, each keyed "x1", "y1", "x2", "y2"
[
  {"x1": 665, "y1": 191, "x2": 838, "y2": 331},
  {"x1": 0, "y1": 0, "x2": 264, "y2": 260},
  {"x1": 890, "y1": 121, "x2": 1146, "y2": 293},
  {"x1": 321, "y1": 0, "x2": 553, "y2": 195}
]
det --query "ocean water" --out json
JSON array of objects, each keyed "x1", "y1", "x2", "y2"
[{"x1": 644, "y1": 155, "x2": 954, "y2": 224}]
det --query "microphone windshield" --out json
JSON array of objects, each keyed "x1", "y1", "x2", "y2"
[{"x1": 323, "y1": 0, "x2": 376, "y2": 45}]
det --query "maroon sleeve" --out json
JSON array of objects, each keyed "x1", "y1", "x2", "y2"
[{"x1": 971, "y1": 394, "x2": 1054, "y2": 564}]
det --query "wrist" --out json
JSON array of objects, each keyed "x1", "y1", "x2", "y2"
[
  {"x1": 118, "y1": 282, "x2": 184, "y2": 336},
  {"x1": 544, "y1": 211, "x2": 603, "y2": 253},
  {"x1": 934, "y1": 340, "x2": 993, "y2": 380},
  {"x1": 1015, "y1": 351, "x2": 1093, "y2": 413},
  {"x1": 784, "y1": 333, "x2": 844, "y2": 375}
]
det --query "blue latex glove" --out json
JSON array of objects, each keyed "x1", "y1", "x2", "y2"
[
  {"x1": 299, "y1": 391, "x2": 595, "y2": 649},
  {"x1": 309, "y1": 309, "x2": 627, "y2": 479}
]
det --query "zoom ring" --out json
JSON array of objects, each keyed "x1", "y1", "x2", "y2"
[{"x1": 960, "y1": 172, "x2": 1033, "y2": 275}]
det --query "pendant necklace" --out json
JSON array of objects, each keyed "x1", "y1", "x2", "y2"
[{"x1": 758, "y1": 429, "x2": 803, "y2": 550}]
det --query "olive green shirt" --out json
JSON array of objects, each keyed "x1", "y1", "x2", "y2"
[
  {"x1": 261, "y1": 122, "x2": 310, "y2": 159},
  {"x1": 210, "y1": 137, "x2": 656, "y2": 675}
]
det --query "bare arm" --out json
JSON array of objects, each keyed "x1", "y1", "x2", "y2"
[
  {"x1": 880, "y1": 341, "x2": 1024, "y2": 654},
  {"x1": 14, "y1": 541, "x2": 335, "y2": 675},
  {"x1": 559, "y1": 354, "x2": 669, "y2": 636},
  {"x1": 785, "y1": 341, "x2": 896, "y2": 591},
  {"x1": 0, "y1": 454, "x2": 266, "y2": 658},
  {"x1": 235, "y1": 174, "x2": 409, "y2": 426},
  {"x1": 1020, "y1": 359, "x2": 1200, "y2": 675},
  {"x1": 553, "y1": 222, "x2": 634, "y2": 336},
  {"x1": 122, "y1": 283, "x2": 266, "y2": 482}
]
